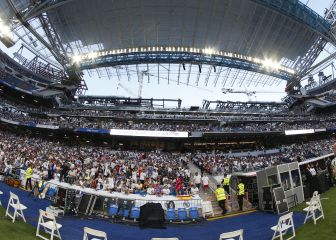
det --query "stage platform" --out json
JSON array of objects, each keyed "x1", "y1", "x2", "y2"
[{"x1": 0, "y1": 182, "x2": 305, "y2": 240}]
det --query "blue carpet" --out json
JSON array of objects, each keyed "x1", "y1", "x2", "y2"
[{"x1": 0, "y1": 183, "x2": 305, "y2": 240}]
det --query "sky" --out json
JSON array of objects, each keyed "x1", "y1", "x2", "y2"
[{"x1": 0, "y1": 0, "x2": 333, "y2": 108}]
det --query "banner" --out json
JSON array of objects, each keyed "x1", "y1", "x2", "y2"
[
  {"x1": 36, "y1": 124, "x2": 60, "y2": 129},
  {"x1": 110, "y1": 129, "x2": 188, "y2": 138},
  {"x1": 284, "y1": 129, "x2": 314, "y2": 135},
  {"x1": 75, "y1": 128, "x2": 110, "y2": 134},
  {"x1": 0, "y1": 118, "x2": 19, "y2": 125},
  {"x1": 314, "y1": 128, "x2": 326, "y2": 132},
  {"x1": 20, "y1": 122, "x2": 37, "y2": 127}
]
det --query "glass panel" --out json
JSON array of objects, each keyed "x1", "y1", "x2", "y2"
[
  {"x1": 267, "y1": 174, "x2": 278, "y2": 186},
  {"x1": 280, "y1": 172, "x2": 291, "y2": 191},
  {"x1": 291, "y1": 169, "x2": 301, "y2": 188}
]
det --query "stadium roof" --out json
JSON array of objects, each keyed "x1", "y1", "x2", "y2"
[{"x1": 0, "y1": 0, "x2": 333, "y2": 94}]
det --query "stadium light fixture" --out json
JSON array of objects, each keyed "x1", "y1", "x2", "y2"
[
  {"x1": 0, "y1": 18, "x2": 15, "y2": 48},
  {"x1": 72, "y1": 55, "x2": 82, "y2": 64},
  {"x1": 262, "y1": 59, "x2": 281, "y2": 71},
  {"x1": 88, "y1": 52, "x2": 98, "y2": 60},
  {"x1": 203, "y1": 48, "x2": 215, "y2": 55},
  {"x1": 0, "y1": 18, "x2": 11, "y2": 37}
]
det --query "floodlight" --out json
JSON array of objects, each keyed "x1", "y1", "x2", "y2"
[
  {"x1": 203, "y1": 48, "x2": 214, "y2": 55},
  {"x1": 88, "y1": 52, "x2": 98, "y2": 60},
  {"x1": 262, "y1": 59, "x2": 281, "y2": 70},
  {"x1": 72, "y1": 55, "x2": 82, "y2": 64},
  {"x1": 0, "y1": 18, "x2": 14, "y2": 47},
  {"x1": 0, "y1": 19, "x2": 11, "y2": 37}
]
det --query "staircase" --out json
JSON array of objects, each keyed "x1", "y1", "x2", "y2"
[{"x1": 188, "y1": 162, "x2": 254, "y2": 217}]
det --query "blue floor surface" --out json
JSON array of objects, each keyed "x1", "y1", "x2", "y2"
[{"x1": 0, "y1": 183, "x2": 305, "y2": 240}]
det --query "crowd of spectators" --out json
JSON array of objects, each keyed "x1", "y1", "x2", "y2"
[
  {"x1": 0, "y1": 129, "x2": 334, "y2": 196},
  {"x1": 0, "y1": 130, "x2": 195, "y2": 196},
  {"x1": 193, "y1": 139, "x2": 334, "y2": 175},
  {"x1": 1, "y1": 99, "x2": 336, "y2": 132}
]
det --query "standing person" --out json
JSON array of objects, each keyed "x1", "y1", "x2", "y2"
[
  {"x1": 215, "y1": 184, "x2": 226, "y2": 215},
  {"x1": 237, "y1": 180, "x2": 245, "y2": 211},
  {"x1": 25, "y1": 163, "x2": 33, "y2": 191},
  {"x1": 175, "y1": 176, "x2": 182, "y2": 196},
  {"x1": 201, "y1": 174, "x2": 209, "y2": 193},
  {"x1": 193, "y1": 172, "x2": 201, "y2": 190},
  {"x1": 47, "y1": 161, "x2": 56, "y2": 180},
  {"x1": 222, "y1": 173, "x2": 230, "y2": 194},
  {"x1": 59, "y1": 162, "x2": 69, "y2": 182}
]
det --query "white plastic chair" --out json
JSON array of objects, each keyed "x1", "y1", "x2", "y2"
[
  {"x1": 219, "y1": 229, "x2": 244, "y2": 240},
  {"x1": 36, "y1": 209, "x2": 62, "y2": 240},
  {"x1": 151, "y1": 238, "x2": 179, "y2": 240},
  {"x1": 5, "y1": 191, "x2": 27, "y2": 223},
  {"x1": 305, "y1": 191, "x2": 320, "y2": 205},
  {"x1": 270, "y1": 212, "x2": 295, "y2": 240},
  {"x1": 83, "y1": 227, "x2": 107, "y2": 240},
  {"x1": 202, "y1": 201, "x2": 214, "y2": 217},
  {"x1": 0, "y1": 190, "x2": 3, "y2": 206},
  {"x1": 303, "y1": 193, "x2": 324, "y2": 225}
]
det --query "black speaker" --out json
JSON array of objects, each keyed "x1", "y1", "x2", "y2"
[
  {"x1": 262, "y1": 186, "x2": 274, "y2": 212},
  {"x1": 139, "y1": 203, "x2": 165, "y2": 229}
]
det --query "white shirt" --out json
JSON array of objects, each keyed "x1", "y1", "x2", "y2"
[
  {"x1": 190, "y1": 186, "x2": 199, "y2": 195},
  {"x1": 193, "y1": 175, "x2": 201, "y2": 184},
  {"x1": 140, "y1": 172, "x2": 146, "y2": 181},
  {"x1": 309, "y1": 167, "x2": 317, "y2": 176},
  {"x1": 162, "y1": 188, "x2": 170, "y2": 195},
  {"x1": 202, "y1": 176, "x2": 209, "y2": 185},
  {"x1": 132, "y1": 171, "x2": 137, "y2": 181}
]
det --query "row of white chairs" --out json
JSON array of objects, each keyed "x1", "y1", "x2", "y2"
[
  {"x1": 1, "y1": 191, "x2": 244, "y2": 240},
  {"x1": 271, "y1": 190, "x2": 325, "y2": 240},
  {"x1": 1, "y1": 191, "x2": 107, "y2": 240},
  {"x1": 0, "y1": 190, "x2": 325, "y2": 240}
]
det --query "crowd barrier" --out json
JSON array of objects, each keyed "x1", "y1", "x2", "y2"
[{"x1": 47, "y1": 180, "x2": 203, "y2": 210}]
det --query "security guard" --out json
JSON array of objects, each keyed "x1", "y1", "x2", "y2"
[
  {"x1": 25, "y1": 163, "x2": 33, "y2": 191},
  {"x1": 222, "y1": 173, "x2": 230, "y2": 194},
  {"x1": 215, "y1": 184, "x2": 226, "y2": 215},
  {"x1": 237, "y1": 180, "x2": 245, "y2": 211}
]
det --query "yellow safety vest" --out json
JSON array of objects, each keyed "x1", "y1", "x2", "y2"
[
  {"x1": 215, "y1": 187, "x2": 226, "y2": 201},
  {"x1": 238, "y1": 183, "x2": 245, "y2": 196},
  {"x1": 25, "y1": 167, "x2": 33, "y2": 179},
  {"x1": 222, "y1": 177, "x2": 230, "y2": 186}
]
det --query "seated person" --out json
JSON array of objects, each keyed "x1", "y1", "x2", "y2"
[
  {"x1": 162, "y1": 184, "x2": 170, "y2": 195},
  {"x1": 190, "y1": 184, "x2": 199, "y2": 195},
  {"x1": 146, "y1": 184, "x2": 155, "y2": 195}
]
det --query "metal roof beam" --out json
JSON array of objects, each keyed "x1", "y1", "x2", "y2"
[
  {"x1": 213, "y1": 66, "x2": 223, "y2": 87},
  {"x1": 22, "y1": 0, "x2": 77, "y2": 22},
  {"x1": 186, "y1": 64, "x2": 192, "y2": 86},
  {"x1": 78, "y1": 51, "x2": 292, "y2": 81}
]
